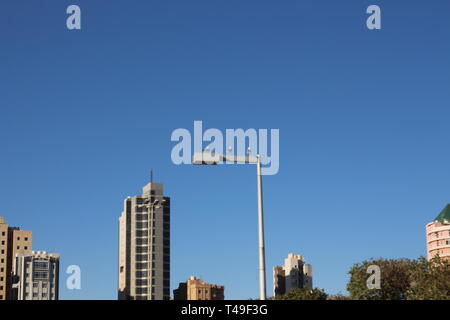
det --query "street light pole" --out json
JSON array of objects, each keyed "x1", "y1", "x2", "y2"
[
  {"x1": 193, "y1": 151, "x2": 267, "y2": 300},
  {"x1": 256, "y1": 155, "x2": 267, "y2": 300}
]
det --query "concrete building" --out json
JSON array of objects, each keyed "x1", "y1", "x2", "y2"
[
  {"x1": 273, "y1": 253, "x2": 313, "y2": 297},
  {"x1": 174, "y1": 276, "x2": 224, "y2": 300},
  {"x1": 118, "y1": 182, "x2": 171, "y2": 300},
  {"x1": 14, "y1": 251, "x2": 59, "y2": 300},
  {"x1": 426, "y1": 204, "x2": 450, "y2": 261},
  {"x1": 0, "y1": 217, "x2": 32, "y2": 300}
]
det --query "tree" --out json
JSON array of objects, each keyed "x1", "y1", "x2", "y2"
[
  {"x1": 327, "y1": 293, "x2": 351, "y2": 300},
  {"x1": 406, "y1": 256, "x2": 450, "y2": 300},
  {"x1": 347, "y1": 258, "x2": 414, "y2": 300},
  {"x1": 272, "y1": 288, "x2": 328, "y2": 300},
  {"x1": 347, "y1": 256, "x2": 450, "y2": 300}
]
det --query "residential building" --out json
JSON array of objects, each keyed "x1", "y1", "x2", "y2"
[
  {"x1": 0, "y1": 217, "x2": 32, "y2": 300},
  {"x1": 174, "y1": 276, "x2": 224, "y2": 300},
  {"x1": 118, "y1": 181, "x2": 171, "y2": 300},
  {"x1": 14, "y1": 251, "x2": 59, "y2": 300},
  {"x1": 273, "y1": 253, "x2": 313, "y2": 297},
  {"x1": 426, "y1": 204, "x2": 450, "y2": 261}
]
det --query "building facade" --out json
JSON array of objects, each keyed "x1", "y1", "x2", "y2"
[
  {"x1": 273, "y1": 253, "x2": 313, "y2": 297},
  {"x1": 0, "y1": 217, "x2": 32, "y2": 300},
  {"x1": 174, "y1": 276, "x2": 224, "y2": 300},
  {"x1": 426, "y1": 204, "x2": 450, "y2": 261},
  {"x1": 118, "y1": 182, "x2": 171, "y2": 300},
  {"x1": 14, "y1": 251, "x2": 59, "y2": 300}
]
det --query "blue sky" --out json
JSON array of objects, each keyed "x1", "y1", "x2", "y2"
[{"x1": 1, "y1": 0, "x2": 449, "y2": 299}]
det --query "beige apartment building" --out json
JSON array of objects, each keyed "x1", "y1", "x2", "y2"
[
  {"x1": 14, "y1": 251, "x2": 60, "y2": 300},
  {"x1": 0, "y1": 217, "x2": 32, "y2": 300},
  {"x1": 426, "y1": 204, "x2": 450, "y2": 261},
  {"x1": 118, "y1": 182, "x2": 170, "y2": 300},
  {"x1": 174, "y1": 276, "x2": 225, "y2": 300},
  {"x1": 273, "y1": 253, "x2": 313, "y2": 297}
]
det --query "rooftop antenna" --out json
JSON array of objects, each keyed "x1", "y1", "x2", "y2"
[{"x1": 150, "y1": 169, "x2": 153, "y2": 184}]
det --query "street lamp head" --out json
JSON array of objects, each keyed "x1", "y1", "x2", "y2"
[{"x1": 192, "y1": 152, "x2": 221, "y2": 165}]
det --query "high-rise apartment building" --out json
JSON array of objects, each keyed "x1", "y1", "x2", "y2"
[
  {"x1": 174, "y1": 276, "x2": 225, "y2": 300},
  {"x1": 426, "y1": 204, "x2": 450, "y2": 261},
  {"x1": 273, "y1": 253, "x2": 313, "y2": 297},
  {"x1": 0, "y1": 217, "x2": 32, "y2": 300},
  {"x1": 118, "y1": 182, "x2": 171, "y2": 300},
  {"x1": 14, "y1": 251, "x2": 60, "y2": 300}
]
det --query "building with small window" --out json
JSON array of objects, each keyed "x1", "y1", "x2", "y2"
[
  {"x1": 173, "y1": 276, "x2": 224, "y2": 300},
  {"x1": 426, "y1": 204, "x2": 450, "y2": 261},
  {"x1": 118, "y1": 181, "x2": 171, "y2": 300},
  {"x1": 14, "y1": 251, "x2": 59, "y2": 300},
  {"x1": 0, "y1": 217, "x2": 32, "y2": 300},
  {"x1": 273, "y1": 253, "x2": 313, "y2": 297}
]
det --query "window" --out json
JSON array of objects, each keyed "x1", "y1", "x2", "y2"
[
  {"x1": 136, "y1": 222, "x2": 148, "y2": 229},
  {"x1": 136, "y1": 230, "x2": 148, "y2": 237},
  {"x1": 33, "y1": 271, "x2": 48, "y2": 280},
  {"x1": 136, "y1": 247, "x2": 148, "y2": 254},
  {"x1": 136, "y1": 279, "x2": 148, "y2": 286},
  {"x1": 136, "y1": 271, "x2": 148, "y2": 278},
  {"x1": 120, "y1": 266, "x2": 124, "y2": 273},
  {"x1": 136, "y1": 263, "x2": 148, "y2": 270},
  {"x1": 136, "y1": 214, "x2": 148, "y2": 221},
  {"x1": 25, "y1": 237, "x2": 28, "y2": 241},
  {"x1": 17, "y1": 237, "x2": 20, "y2": 241},
  {"x1": 136, "y1": 288, "x2": 148, "y2": 294},
  {"x1": 24, "y1": 247, "x2": 28, "y2": 250},
  {"x1": 136, "y1": 255, "x2": 148, "y2": 262},
  {"x1": 136, "y1": 238, "x2": 148, "y2": 245},
  {"x1": 34, "y1": 262, "x2": 49, "y2": 270}
]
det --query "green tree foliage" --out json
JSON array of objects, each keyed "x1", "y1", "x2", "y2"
[
  {"x1": 272, "y1": 288, "x2": 328, "y2": 300},
  {"x1": 347, "y1": 256, "x2": 450, "y2": 300},
  {"x1": 347, "y1": 258, "x2": 414, "y2": 300},
  {"x1": 406, "y1": 256, "x2": 450, "y2": 300},
  {"x1": 327, "y1": 293, "x2": 351, "y2": 300}
]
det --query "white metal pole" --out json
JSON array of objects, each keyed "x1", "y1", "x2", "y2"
[{"x1": 256, "y1": 155, "x2": 267, "y2": 300}]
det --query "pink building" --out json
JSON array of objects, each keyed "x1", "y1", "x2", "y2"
[{"x1": 426, "y1": 204, "x2": 450, "y2": 261}]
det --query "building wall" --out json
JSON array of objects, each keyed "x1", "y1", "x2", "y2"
[
  {"x1": 0, "y1": 217, "x2": 32, "y2": 300},
  {"x1": 118, "y1": 182, "x2": 170, "y2": 300},
  {"x1": 273, "y1": 253, "x2": 313, "y2": 297},
  {"x1": 15, "y1": 252, "x2": 59, "y2": 300},
  {"x1": 174, "y1": 277, "x2": 224, "y2": 300},
  {"x1": 0, "y1": 218, "x2": 8, "y2": 300},
  {"x1": 426, "y1": 222, "x2": 450, "y2": 261}
]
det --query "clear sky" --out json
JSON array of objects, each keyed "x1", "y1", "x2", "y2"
[{"x1": 1, "y1": 0, "x2": 449, "y2": 300}]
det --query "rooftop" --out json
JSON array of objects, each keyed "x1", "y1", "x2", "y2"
[{"x1": 434, "y1": 204, "x2": 450, "y2": 224}]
